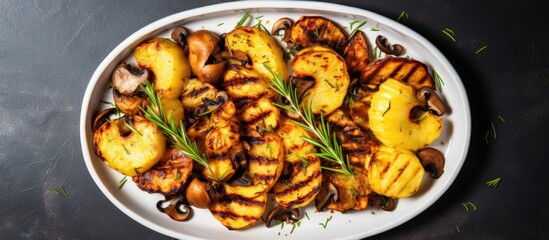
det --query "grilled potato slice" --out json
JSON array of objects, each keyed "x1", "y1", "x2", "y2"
[
  {"x1": 360, "y1": 56, "x2": 434, "y2": 91},
  {"x1": 292, "y1": 45, "x2": 350, "y2": 115},
  {"x1": 369, "y1": 79, "x2": 442, "y2": 150},
  {"x1": 284, "y1": 16, "x2": 348, "y2": 51},
  {"x1": 347, "y1": 86, "x2": 375, "y2": 131},
  {"x1": 225, "y1": 131, "x2": 284, "y2": 198},
  {"x1": 93, "y1": 117, "x2": 166, "y2": 176},
  {"x1": 368, "y1": 146, "x2": 425, "y2": 198},
  {"x1": 225, "y1": 26, "x2": 288, "y2": 82},
  {"x1": 326, "y1": 109, "x2": 379, "y2": 166},
  {"x1": 273, "y1": 117, "x2": 322, "y2": 209},
  {"x1": 222, "y1": 65, "x2": 275, "y2": 101},
  {"x1": 238, "y1": 97, "x2": 280, "y2": 133},
  {"x1": 132, "y1": 147, "x2": 193, "y2": 195},
  {"x1": 133, "y1": 38, "x2": 191, "y2": 98},
  {"x1": 209, "y1": 192, "x2": 267, "y2": 230},
  {"x1": 342, "y1": 30, "x2": 370, "y2": 76}
]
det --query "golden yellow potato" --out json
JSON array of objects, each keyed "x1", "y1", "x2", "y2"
[
  {"x1": 225, "y1": 26, "x2": 288, "y2": 82},
  {"x1": 209, "y1": 192, "x2": 267, "y2": 230},
  {"x1": 133, "y1": 38, "x2": 191, "y2": 98},
  {"x1": 292, "y1": 45, "x2": 350, "y2": 115},
  {"x1": 160, "y1": 97, "x2": 184, "y2": 126},
  {"x1": 368, "y1": 146, "x2": 425, "y2": 198},
  {"x1": 93, "y1": 117, "x2": 166, "y2": 176}
]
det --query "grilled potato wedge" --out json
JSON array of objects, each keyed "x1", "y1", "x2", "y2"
[
  {"x1": 369, "y1": 79, "x2": 442, "y2": 150},
  {"x1": 209, "y1": 192, "x2": 267, "y2": 230},
  {"x1": 360, "y1": 56, "x2": 434, "y2": 91},
  {"x1": 160, "y1": 97, "x2": 184, "y2": 127},
  {"x1": 132, "y1": 147, "x2": 193, "y2": 195},
  {"x1": 368, "y1": 146, "x2": 425, "y2": 198},
  {"x1": 347, "y1": 86, "x2": 375, "y2": 131},
  {"x1": 222, "y1": 65, "x2": 275, "y2": 101},
  {"x1": 342, "y1": 30, "x2": 370, "y2": 76},
  {"x1": 225, "y1": 26, "x2": 288, "y2": 82},
  {"x1": 292, "y1": 45, "x2": 350, "y2": 115},
  {"x1": 273, "y1": 117, "x2": 322, "y2": 208},
  {"x1": 284, "y1": 16, "x2": 348, "y2": 51},
  {"x1": 133, "y1": 38, "x2": 191, "y2": 98},
  {"x1": 225, "y1": 131, "x2": 284, "y2": 198},
  {"x1": 238, "y1": 97, "x2": 280, "y2": 133},
  {"x1": 93, "y1": 117, "x2": 166, "y2": 176}
]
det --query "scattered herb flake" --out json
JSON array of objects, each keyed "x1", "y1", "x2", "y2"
[
  {"x1": 349, "y1": 21, "x2": 367, "y2": 39},
  {"x1": 118, "y1": 176, "x2": 128, "y2": 189},
  {"x1": 60, "y1": 184, "x2": 68, "y2": 198},
  {"x1": 319, "y1": 215, "x2": 333, "y2": 229},
  {"x1": 462, "y1": 201, "x2": 477, "y2": 211},
  {"x1": 486, "y1": 177, "x2": 501, "y2": 188},
  {"x1": 175, "y1": 171, "x2": 182, "y2": 180},
  {"x1": 51, "y1": 187, "x2": 61, "y2": 195},
  {"x1": 498, "y1": 115, "x2": 505, "y2": 122},
  {"x1": 442, "y1": 28, "x2": 457, "y2": 42},
  {"x1": 290, "y1": 221, "x2": 301, "y2": 234},
  {"x1": 235, "y1": 12, "x2": 249, "y2": 28},
  {"x1": 305, "y1": 212, "x2": 310, "y2": 220},
  {"x1": 433, "y1": 70, "x2": 445, "y2": 92},
  {"x1": 475, "y1": 45, "x2": 488, "y2": 54},
  {"x1": 397, "y1": 11, "x2": 409, "y2": 22},
  {"x1": 217, "y1": 22, "x2": 224, "y2": 26},
  {"x1": 456, "y1": 225, "x2": 461, "y2": 233}
]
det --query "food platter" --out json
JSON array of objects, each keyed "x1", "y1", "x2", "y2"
[{"x1": 80, "y1": 1, "x2": 471, "y2": 239}]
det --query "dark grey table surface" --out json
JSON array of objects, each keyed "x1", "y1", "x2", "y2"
[{"x1": 1, "y1": 0, "x2": 548, "y2": 239}]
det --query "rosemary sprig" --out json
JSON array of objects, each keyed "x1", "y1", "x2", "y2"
[
  {"x1": 433, "y1": 70, "x2": 445, "y2": 92},
  {"x1": 462, "y1": 201, "x2": 477, "y2": 211},
  {"x1": 348, "y1": 20, "x2": 367, "y2": 39},
  {"x1": 442, "y1": 27, "x2": 457, "y2": 42},
  {"x1": 140, "y1": 82, "x2": 214, "y2": 177},
  {"x1": 235, "y1": 12, "x2": 250, "y2": 28},
  {"x1": 475, "y1": 45, "x2": 488, "y2": 54},
  {"x1": 265, "y1": 66, "x2": 353, "y2": 177}
]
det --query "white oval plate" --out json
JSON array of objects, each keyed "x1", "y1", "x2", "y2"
[{"x1": 80, "y1": 1, "x2": 471, "y2": 239}]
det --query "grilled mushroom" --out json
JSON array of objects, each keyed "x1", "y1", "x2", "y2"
[
  {"x1": 271, "y1": 17, "x2": 293, "y2": 36},
  {"x1": 171, "y1": 26, "x2": 189, "y2": 50},
  {"x1": 265, "y1": 206, "x2": 300, "y2": 228},
  {"x1": 156, "y1": 195, "x2": 192, "y2": 221},
  {"x1": 188, "y1": 30, "x2": 226, "y2": 84},
  {"x1": 417, "y1": 87, "x2": 446, "y2": 116},
  {"x1": 112, "y1": 88, "x2": 146, "y2": 116},
  {"x1": 315, "y1": 182, "x2": 339, "y2": 211},
  {"x1": 111, "y1": 63, "x2": 149, "y2": 95},
  {"x1": 193, "y1": 91, "x2": 229, "y2": 116},
  {"x1": 185, "y1": 177, "x2": 224, "y2": 209},
  {"x1": 93, "y1": 108, "x2": 116, "y2": 132},
  {"x1": 375, "y1": 35, "x2": 404, "y2": 56},
  {"x1": 417, "y1": 147, "x2": 445, "y2": 178}
]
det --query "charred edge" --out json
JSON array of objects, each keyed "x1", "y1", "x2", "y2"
[
  {"x1": 399, "y1": 63, "x2": 420, "y2": 83},
  {"x1": 249, "y1": 155, "x2": 279, "y2": 165},
  {"x1": 281, "y1": 185, "x2": 321, "y2": 208},
  {"x1": 361, "y1": 58, "x2": 389, "y2": 84},
  {"x1": 223, "y1": 76, "x2": 261, "y2": 87},
  {"x1": 275, "y1": 168, "x2": 321, "y2": 196},
  {"x1": 243, "y1": 110, "x2": 273, "y2": 125},
  {"x1": 388, "y1": 62, "x2": 405, "y2": 79},
  {"x1": 220, "y1": 194, "x2": 266, "y2": 207},
  {"x1": 188, "y1": 85, "x2": 211, "y2": 97}
]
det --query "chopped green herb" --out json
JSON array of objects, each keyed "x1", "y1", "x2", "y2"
[
  {"x1": 175, "y1": 171, "x2": 182, "y2": 180},
  {"x1": 397, "y1": 11, "x2": 409, "y2": 22},
  {"x1": 475, "y1": 45, "x2": 488, "y2": 54},
  {"x1": 486, "y1": 177, "x2": 501, "y2": 187},
  {"x1": 371, "y1": 27, "x2": 380, "y2": 31},
  {"x1": 305, "y1": 212, "x2": 310, "y2": 220},
  {"x1": 456, "y1": 225, "x2": 461, "y2": 233},
  {"x1": 498, "y1": 115, "x2": 505, "y2": 122},
  {"x1": 235, "y1": 12, "x2": 249, "y2": 28},
  {"x1": 433, "y1": 70, "x2": 445, "y2": 92},
  {"x1": 290, "y1": 221, "x2": 301, "y2": 234},
  {"x1": 484, "y1": 121, "x2": 497, "y2": 143},
  {"x1": 462, "y1": 201, "x2": 477, "y2": 211},
  {"x1": 319, "y1": 215, "x2": 333, "y2": 229},
  {"x1": 217, "y1": 22, "x2": 224, "y2": 26},
  {"x1": 442, "y1": 28, "x2": 457, "y2": 42},
  {"x1": 51, "y1": 187, "x2": 61, "y2": 195},
  {"x1": 349, "y1": 21, "x2": 367, "y2": 39},
  {"x1": 118, "y1": 176, "x2": 128, "y2": 189}
]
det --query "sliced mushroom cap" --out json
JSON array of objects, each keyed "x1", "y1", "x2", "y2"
[
  {"x1": 369, "y1": 194, "x2": 397, "y2": 211},
  {"x1": 417, "y1": 147, "x2": 445, "y2": 178},
  {"x1": 171, "y1": 26, "x2": 189, "y2": 50},
  {"x1": 111, "y1": 63, "x2": 149, "y2": 95},
  {"x1": 375, "y1": 35, "x2": 404, "y2": 56},
  {"x1": 417, "y1": 87, "x2": 446, "y2": 116},
  {"x1": 271, "y1": 17, "x2": 293, "y2": 36},
  {"x1": 92, "y1": 108, "x2": 116, "y2": 132},
  {"x1": 156, "y1": 195, "x2": 192, "y2": 221},
  {"x1": 265, "y1": 206, "x2": 300, "y2": 228},
  {"x1": 113, "y1": 88, "x2": 146, "y2": 116},
  {"x1": 291, "y1": 76, "x2": 315, "y2": 100},
  {"x1": 315, "y1": 182, "x2": 339, "y2": 212}
]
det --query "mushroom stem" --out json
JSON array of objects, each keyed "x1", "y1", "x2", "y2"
[
  {"x1": 265, "y1": 206, "x2": 300, "y2": 228},
  {"x1": 271, "y1": 17, "x2": 293, "y2": 36}
]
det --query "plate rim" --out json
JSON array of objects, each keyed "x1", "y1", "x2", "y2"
[{"x1": 80, "y1": 1, "x2": 471, "y2": 239}]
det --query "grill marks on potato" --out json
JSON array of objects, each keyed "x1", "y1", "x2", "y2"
[
  {"x1": 342, "y1": 30, "x2": 370, "y2": 76},
  {"x1": 285, "y1": 16, "x2": 348, "y2": 51},
  {"x1": 239, "y1": 97, "x2": 280, "y2": 133},
  {"x1": 360, "y1": 57, "x2": 434, "y2": 90},
  {"x1": 209, "y1": 192, "x2": 267, "y2": 230}
]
